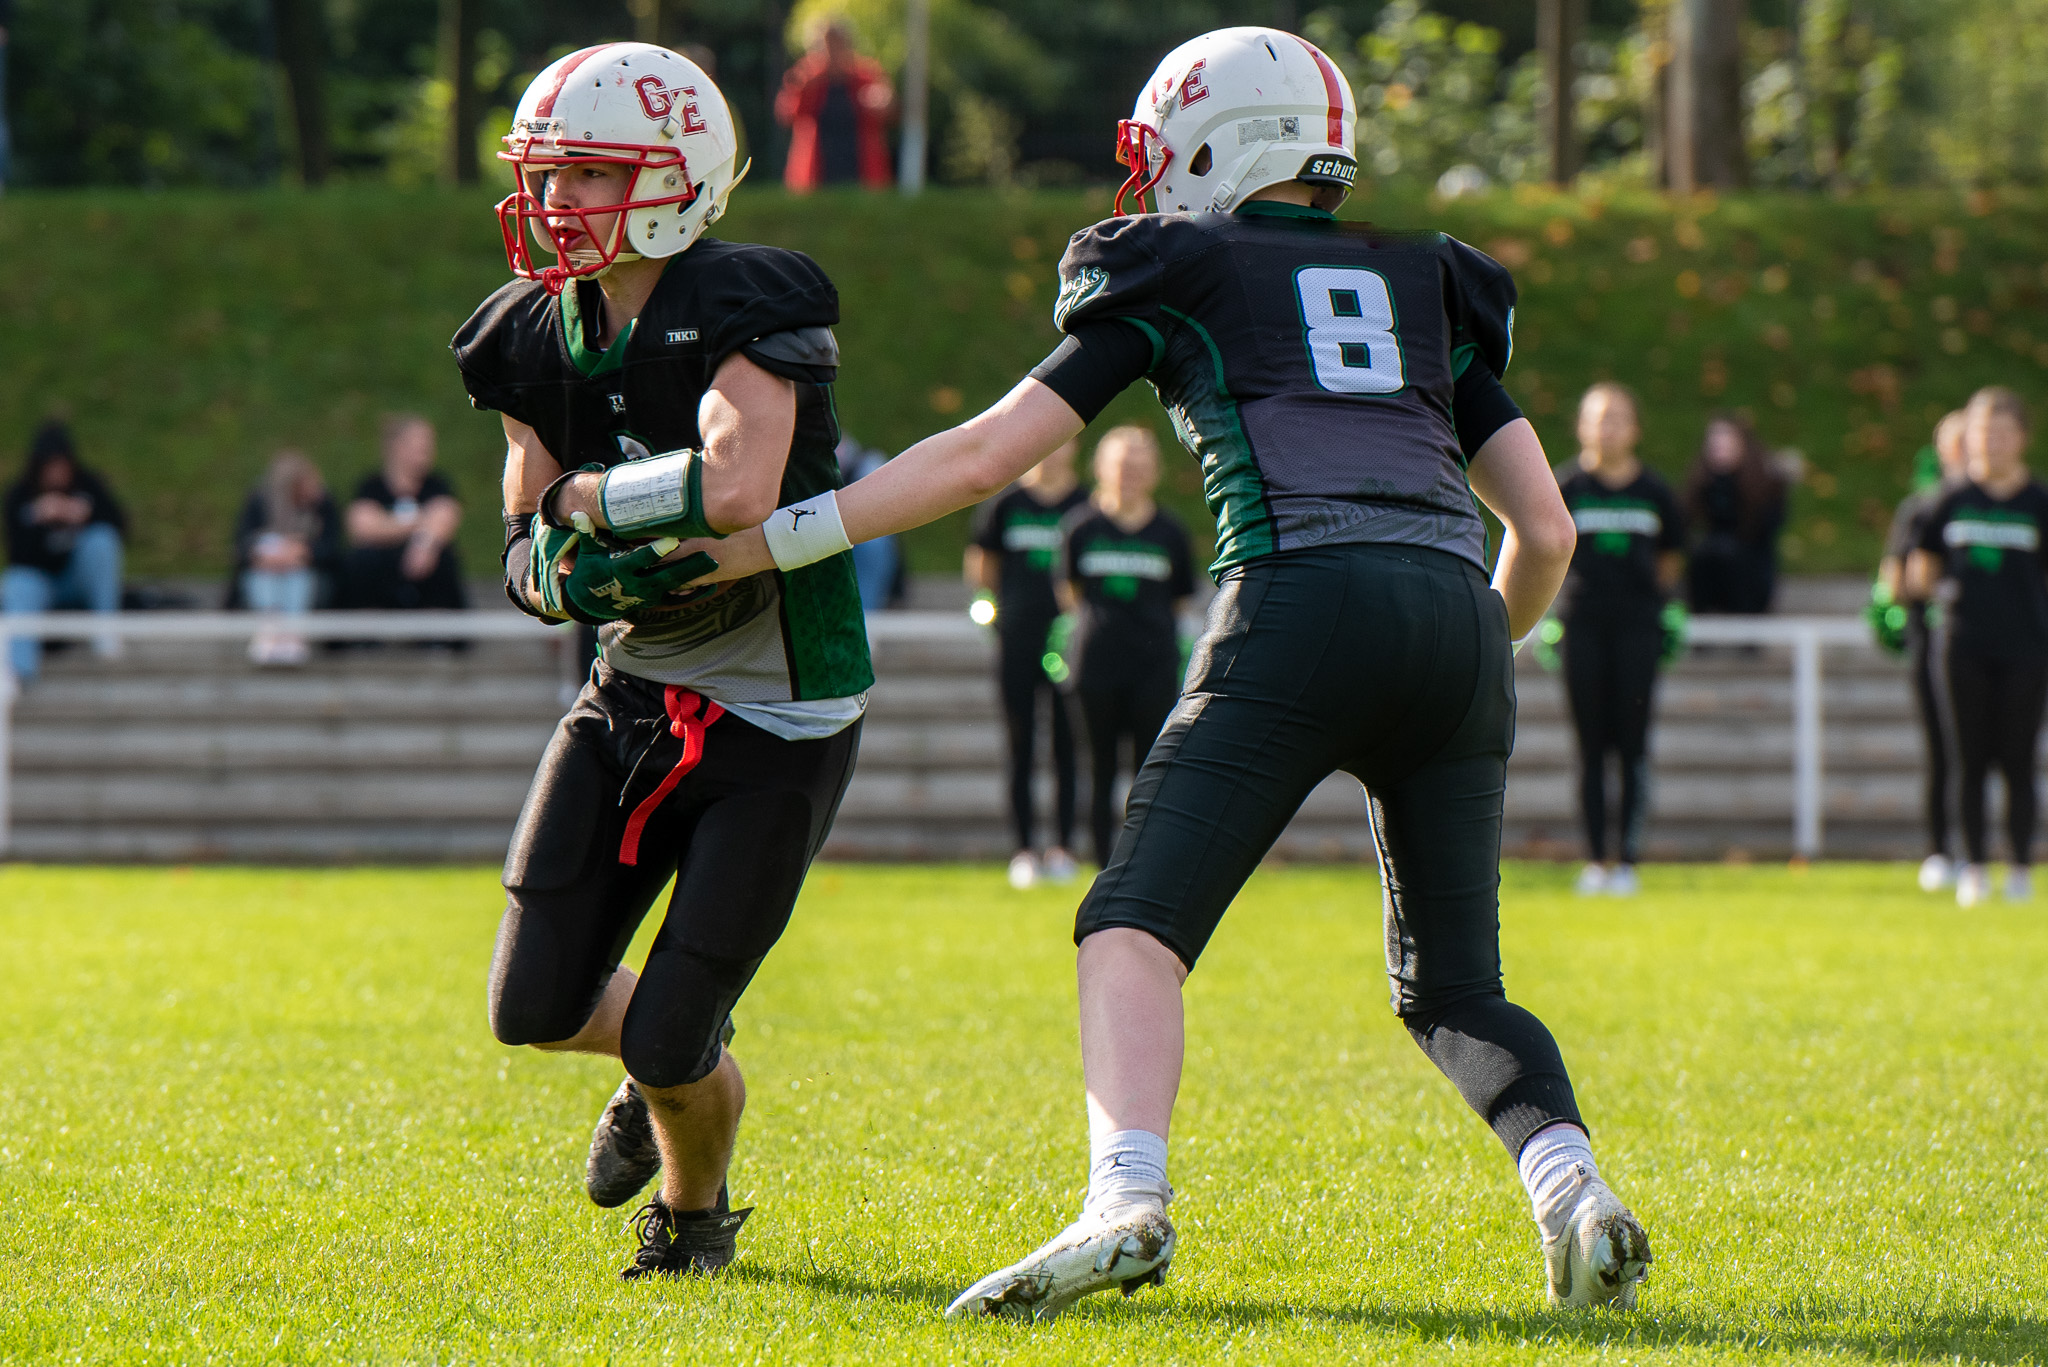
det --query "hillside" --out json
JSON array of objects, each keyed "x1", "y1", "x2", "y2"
[{"x1": 2, "y1": 184, "x2": 2043, "y2": 579}]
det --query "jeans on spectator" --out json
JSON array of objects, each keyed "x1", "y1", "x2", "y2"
[
  {"x1": 851, "y1": 534, "x2": 898, "y2": 611},
  {"x1": 2, "y1": 523, "x2": 125, "y2": 680},
  {"x1": 242, "y1": 568, "x2": 316, "y2": 615}
]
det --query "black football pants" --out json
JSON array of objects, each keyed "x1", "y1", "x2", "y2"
[
  {"x1": 997, "y1": 625, "x2": 1077, "y2": 853},
  {"x1": 1942, "y1": 645, "x2": 2048, "y2": 867},
  {"x1": 1908, "y1": 621, "x2": 1953, "y2": 859},
  {"x1": 1562, "y1": 616, "x2": 1662, "y2": 865},
  {"x1": 1074, "y1": 545, "x2": 1585, "y2": 1157},
  {"x1": 1076, "y1": 665, "x2": 1180, "y2": 868},
  {"x1": 487, "y1": 663, "x2": 860, "y2": 1088}
]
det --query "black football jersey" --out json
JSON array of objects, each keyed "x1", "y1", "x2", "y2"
[
  {"x1": 1040, "y1": 201, "x2": 1516, "y2": 574},
  {"x1": 450, "y1": 240, "x2": 872, "y2": 704}
]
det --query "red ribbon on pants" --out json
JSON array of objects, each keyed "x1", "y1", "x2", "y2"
[{"x1": 618, "y1": 686, "x2": 724, "y2": 866}]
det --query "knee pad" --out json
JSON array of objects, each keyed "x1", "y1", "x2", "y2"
[{"x1": 618, "y1": 949, "x2": 760, "y2": 1089}]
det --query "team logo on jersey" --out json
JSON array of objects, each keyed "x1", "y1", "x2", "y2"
[
  {"x1": 1053, "y1": 267, "x2": 1109, "y2": 330},
  {"x1": 608, "y1": 393, "x2": 628, "y2": 414},
  {"x1": 634, "y1": 76, "x2": 709, "y2": 134},
  {"x1": 665, "y1": 328, "x2": 699, "y2": 345},
  {"x1": 615, "y1": 435, "x2": 653, "y2": 462}
]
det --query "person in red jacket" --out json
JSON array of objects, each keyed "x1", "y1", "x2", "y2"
[{"x1": 775, "y1": 20, "x2": 894, "y2": 192}]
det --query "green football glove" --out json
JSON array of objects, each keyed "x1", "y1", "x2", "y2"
[
  {"x1": 1866, "y1": 579, "x2": 1909, "y2": 656},
  {"x1": 1042, "y1": 612, "x2": 1075, "y2": 686},
  {"x1": 563, "y1": 537, "x2": 720, "y2": 624},
  {"x1": 527, "y1": 513, "x2": 582, "y2": 622},
  {"x1": 1659, "y1": 601, "x2": 1690, "y2": 667}
]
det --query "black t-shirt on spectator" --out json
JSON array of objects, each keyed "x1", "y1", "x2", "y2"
[
  {"x1": 972, "y1": 483, "x2": 1089, "y2": 639},
  {"x1": 352, "y1": 471, "x2": 457, "y2": 523},
  {"x1": 1917, "y1": 479, "x2": 2048, "y2": 661},
  {"x1": 1059, "y1": 504, "x2": 1194, "y2": 687},
  {"x1": 2, "y1": 466, "x2": 127, "y2": 573},
  {"x1": 1555, "y1": 464, "x2": 1685, "y2": 630}
]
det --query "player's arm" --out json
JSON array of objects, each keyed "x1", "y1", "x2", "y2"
[
  {"x1": 1467, "y1": 418, "x2": 1577, "y2": 642},
  {"x1": 963, "y1": 547, "x2": 998, "y2": 592},
  {"x1": 546, "y1": 352, "x2": 796, "y2": 539},
  {"x1": 1903, "y1": 548, "x2": 1940, "y2": 601},
  {"x1": 667, "y1": 379, "x2": 1087, "y2": 585},
  {"x1": 499, "y1": 413, "x2": 563, "y2": 613}
]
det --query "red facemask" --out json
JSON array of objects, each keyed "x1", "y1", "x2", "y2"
[{"x1": 495, "y1": 136, "x2": 697, "y2": 295}]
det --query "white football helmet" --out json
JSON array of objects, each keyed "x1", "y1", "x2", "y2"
[
  {"x1": 497, "y1": 42, "x2": 748, "y2": 294},
  {"x1": 1115, "y1": 27, "x2": 1359, "y2": 216}
]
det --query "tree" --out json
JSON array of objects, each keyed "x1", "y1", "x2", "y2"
[
  {"x1": 1536, "y1": 0, "x2": 1582, "y2": 185},
  {"x1": 440, "y1": 0, "x2": 481, "y2": 185},
  {"x1": 1665, "y1": 0, "x2": 1744, "y2": 191},
  {"x1": 268, "y1": 0, "x2": 329, "y2": 185}
]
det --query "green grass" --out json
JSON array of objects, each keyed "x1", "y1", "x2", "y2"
[
  {"x1": 0, "y1": 863, "x2": 2043, "y2": 1364},
  {"x1": 4, "y1": 186, "x2": 2047, "y2": 579}
]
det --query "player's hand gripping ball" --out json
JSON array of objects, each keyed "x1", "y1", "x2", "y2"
[{"x1": 564, "y1": 537, "x2": 720, "y2": 624}]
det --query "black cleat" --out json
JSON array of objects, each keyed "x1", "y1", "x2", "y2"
[
  {"x1": 586, "y1": 1078, "x2": 663, "y2": 1208},
  {"x1": 620, "y1": 1188, "x2": 752, "y2": 1280}
]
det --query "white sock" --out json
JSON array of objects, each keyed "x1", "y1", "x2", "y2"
[
  {"x1": 1084, "y1": 1127, "x2": 1170, "y2": 1216},
  {"x1": 1518, "y1": 1121, "x2": 1599, "y2": 1245}
]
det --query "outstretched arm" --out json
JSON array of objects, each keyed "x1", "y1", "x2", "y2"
[
  {"x1": 1465, "y1": 418, "x2": 1577, "y2": 641},
  {"x1": 673, "y1": 378, "x2": 1085, "y2": 584}
]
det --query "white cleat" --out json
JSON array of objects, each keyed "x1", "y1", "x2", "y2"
[
  {"x1": 1918, "y1": 853, "x2": 1954, "y2": 893},
  {"x1": 1604, "y1": 864, "x2": 1641, "y2": 897},
  {"x1": 1007, "y1": 851, "x2": 1038, "y2": 890},
  {"x1": 2005, "y1": 866, "x2": 2032, "y2": 902},
  {"x1": 1543, "y1": 1178, "x2": 1652, "y2": 1310},
  {"x1": 1041, "y1": 847, "x2": 1079, "y2": 884},
  {"x1": 1956, "y1": 863, "x2": 1990, "y2": 908},
  {"x1": 945, "y1": 1203, "x2": 1175, "y2": 1323},
  {"x1": 1574, "y1": 863, "x2": 1608, "y2": 896}
]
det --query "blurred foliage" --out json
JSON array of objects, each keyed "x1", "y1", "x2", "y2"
[{"x1": 2, "y1": 184, "x2": 2045, "y2": 581}]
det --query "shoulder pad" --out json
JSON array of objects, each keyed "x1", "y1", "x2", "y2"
[
  {"x1": 450, "y1": 278, "x2": 557, "y2": 417},
  {"x1": 1054, "y1": 216, "x2": 1174, "y2": 333},
  {"x1": 745, "y1": 326, "x2": 839, "y2": 369},
  {"x1": 688, "y1": 240, "x2": 840, "y2": 363}
]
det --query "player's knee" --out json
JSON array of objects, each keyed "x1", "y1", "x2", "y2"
[
  {"x1": 487, "y1": 988, "x2": 593, "y2": 1049},
  {"x1": 620, "y1": 1022, "x2": 724, "y2": 1090}
]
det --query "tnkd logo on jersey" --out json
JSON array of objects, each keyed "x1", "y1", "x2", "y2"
[{"x1": 635, "y1": 76, "x2": 709, "y2": 134}]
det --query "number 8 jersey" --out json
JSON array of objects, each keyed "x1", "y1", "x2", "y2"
[{"x1": 1030, "y1": 200, "x2": 1523, "y2": 576}]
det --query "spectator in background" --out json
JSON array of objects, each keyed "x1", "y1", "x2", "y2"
[
  {"x1": 968, "y1": 438, "x2": 1087, "y2": 890},
  {"x1": 1909, "y1": 387, "x2": 2047, "y2": 908},
  {"x1": 1685, "y1": 412, "x2": 1788, "y2": 615},
  {"x1": 2, "y1": 421, "x2": 126, "y2": 680},
  {"x1": 1058, "y1": 426, "x2": 1193, "y2": 871},
  {"x1": 838, "y1": 433, "x2": 900, "y2": 609},
  {"x1": 1875, "y1": 409, "x2": 1968, "y2": 892},
  {"x1": 1555, "y1": 384, "x2": 1685, "y2": 897},
  {"x1": 232, "y1": 449, "x2": 340, "y2": 666},
  {"x1": 775, "y1": 19, "x2": 894, "y2": 192},
  {"x1": 340, "y1": 414, "x2": 465, "y2": 611}
]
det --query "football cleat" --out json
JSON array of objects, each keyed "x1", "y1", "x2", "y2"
[
  {"x1": 1918, "y1": 853, "x2": 1955, "y2": 893},
  {"x1": 1543, "y1": 1178, "x2": 1651, "y2": 1309},
  {"x1": 620, "y1": 1189, "x2": 751, "y2": 1280},
  {"x1": 586, "y1": 1078, "x2": 662, "y2": 1208},
  {"x1": 945, "y1": 1204, "x2": 1175, "y2": 1323}
]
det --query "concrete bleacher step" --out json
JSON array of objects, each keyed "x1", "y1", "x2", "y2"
[{"x1": 5, "y1": 599, "x2": 1932, "y2": 863}]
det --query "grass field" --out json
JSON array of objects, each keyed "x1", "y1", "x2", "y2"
[{"x1": 1, "y1": 862, "x2": 2043, "y2": 1365}]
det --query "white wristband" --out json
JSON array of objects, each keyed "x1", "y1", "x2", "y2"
[{"x1": 761, "y1": 491, "x2": 853, "y2": 571}]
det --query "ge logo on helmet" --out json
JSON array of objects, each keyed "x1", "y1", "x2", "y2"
[{"x1": 635, "y1": 75, "x2": 710, "y2": 134}]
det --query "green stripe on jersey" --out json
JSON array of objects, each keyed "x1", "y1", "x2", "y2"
[
  {"x1": 1159, "y1": 304, "x2": 1276, "y2": 575},
  {"x1": 778, "y1": 552, "x2": 875, "y2": 700}
]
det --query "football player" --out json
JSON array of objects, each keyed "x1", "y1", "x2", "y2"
[
  {"x1": 672, "y1": 27, "x2": 1652, "y2": 1317},
  {"x1": 450, "y1": 43, "x2": 870, "y2": 1280}
]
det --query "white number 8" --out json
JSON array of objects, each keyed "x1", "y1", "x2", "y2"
[{"x1": 1296, "y1": 266, "x2": 1405, "y2": 395}]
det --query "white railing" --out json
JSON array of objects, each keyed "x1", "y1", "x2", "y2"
[{"x1": 0, "y1": 609, "x2": 1879, "y2": 861}]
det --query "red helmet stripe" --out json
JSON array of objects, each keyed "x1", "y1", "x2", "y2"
[
  {"x1": 1293, "y1": 36, "x2": 1345, "y2": 147},
  {"x1": 534, "y1": 42, "x2": 631, "y2": 118}
]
